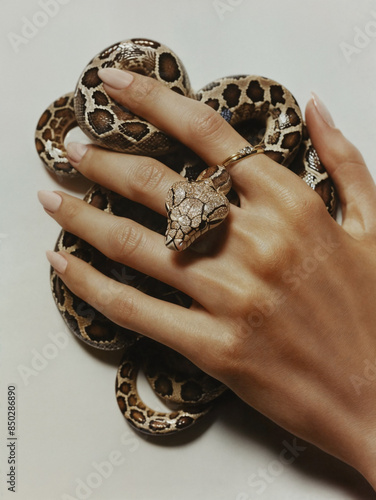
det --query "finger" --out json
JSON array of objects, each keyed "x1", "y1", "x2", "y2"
[
  {"x1": 46, "y1": 249, "x2": 211, "y2": 359},
  {"x1": 38, "y1": 189, "x2": 240, "y2": 306},
  {"x1": 66, "y1": 142, "x2": 182, "y2": 215},
  {"x1": 66, "y1": 140, "x2": 285, "y2": 213},
  {"x1": 96, "y1": 68, "x2": 307, "y2": 204},
  {"x1": 97, "y1": 68, "x2": 249, "y2": 168},
  {"x1": 38, "y1": 189, "x2": 188, "y2": 293},
  {"x1": 305, "y1": 94, "x2": 376, "y2": 235}
]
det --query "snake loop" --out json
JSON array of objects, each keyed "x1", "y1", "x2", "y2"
[{"x1": 35, "y1": 38, "x2": 337, "y2": 435}]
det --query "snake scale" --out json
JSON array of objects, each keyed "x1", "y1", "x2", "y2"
[{"x1": 35, "y1": 38, "x2": 337, "y2": 435}]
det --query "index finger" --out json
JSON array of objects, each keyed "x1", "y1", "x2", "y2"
[{"x1": 97, "y1": 68, "x2": 250, "y2": 168}]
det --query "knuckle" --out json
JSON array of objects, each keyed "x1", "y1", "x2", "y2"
[
  {"x1": 195, "y1": 332, "x2": 232, "y2": 376},
  {"x1": 277, "y1": 183, "x2": 327, "y2": 229},
  {"x1": 210, "y1": 331, "x2": 246, "y2": 380},
  {"x1": 112, "y1": 291, "x2": 138, "y2": 326},
  {"x1": 108, "y1": 220, "x2": 145, "y2": 259},
  {"x1": 254, "y1": 233, "x2": 296, "y2": 279},
  {"x1": 226, "y1": 281, "x2": 254, "y2": 317},
  {"x1": 188, "y1": 105, "x2": 226, "y2": 142},
  {"x1": 219, "y1": 332, "x2": 241, "y2": 362},
  {"x1": 275, "y1": 185, "x2": 302, "y2": 214},
  {"x1": 291, "y1": 190, "x2": 328, "y2": 227},
  {"x1": 130, "y1": 159, "x2": 165, "y2": 195}
]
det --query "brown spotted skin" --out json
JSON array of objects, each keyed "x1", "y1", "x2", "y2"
[
  {"x1": 74, "y1": 38, "x2": 192, "y2": 156},
  {"x1": 51, "y1": 184, "x2": 192, "y2": 350},
  {"x1": 36, "y1": 38, "x2": 338, "y2": 435},
  {"x1": 197, "y1": 75, "x2": 336, "y2": 216},
  {"x1": 199, "y1": 76, "x2": 302, "y2": 163},
  {"x1": 51, "y1": 182, "x2": 226, "y2": 434},
  {"x1": 116, "y1": 339, "x2": 225, "y2": 435},
  {"x1": 35, "y1": 38, "x2": 192, "y2": 175},
  {"x1": 35, "y1": 92, "x2": 77, "y2": 175}
]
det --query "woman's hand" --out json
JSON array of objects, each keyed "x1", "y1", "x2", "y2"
[{"x1": 38, "y1": 69, "x2": 376, "y2": 489}]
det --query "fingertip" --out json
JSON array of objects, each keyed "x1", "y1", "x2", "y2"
[
  {"x1": 46, "y1": 250, "x2": 68, "y2": 274},
  {"x1": 38, "y1": 190, "x2": 63, "y2": 213},
  {"x1": 305, "y1": 93, "x2": 376, "y2": 234},
  {"x1": 66, "y1": 142, "x2": 90, "y2": 165},
  {"x1": 309, "y1": 92, "x2": 335, "y2": 128},
  {"x1": 97, "y1": 68, "x2": 134, "y2": 90},
  {"x1": 305, "y1": 95, "x2": 363, "y2": 167},
  {"x1": 304, "y1": 95, "x2": 317, "y2": 125}
]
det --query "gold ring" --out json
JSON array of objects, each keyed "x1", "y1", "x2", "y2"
[{"x1": 221, "y1": 144, "x2": 264, "y2": 168}]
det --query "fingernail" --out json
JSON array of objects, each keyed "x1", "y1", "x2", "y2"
[
  {"x1": 66, "y1": 142, "x2": 89, "y2": 163},
  {"x1": 37, "y1": 190, "x2": 62, "y2": 213},
  {"x1": 98, "y1": 68, "x2": 134, "y2": 90},
  {"x1": 46, "y1": 250, "x2": 67, "y2": 274},
  {"x1": 311, "y1": 92, "x2": 335, "y2": 127}
]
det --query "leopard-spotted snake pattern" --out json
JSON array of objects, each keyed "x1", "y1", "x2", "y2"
[{"x1": 35, "y1": 38, "x2": 337, "y2": 435}]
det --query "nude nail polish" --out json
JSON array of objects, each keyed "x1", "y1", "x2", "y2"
[
  {"x1": 311, "y1": 92, "x2": 335, "y2": 127},
  {"x1": 98, "y1": 68, "x2": 134, "y2": 90},
  {"x1": 46, "y1": 250, "x2": 67, "y2": 274},
  {"x1": 66, "y1": 142, "x2": 89, "y2": 163},
  {"x1": 37, "y1": 190, "x2": 62, "y2": 213}
]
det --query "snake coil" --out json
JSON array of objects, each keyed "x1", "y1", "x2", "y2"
[{"x1": 35, "y1": 38, "x2": 337, "y2": 435}]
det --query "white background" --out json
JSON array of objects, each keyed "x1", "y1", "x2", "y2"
[{"x1": 1, "y1": 0, "x2": 376, "y2": 499}]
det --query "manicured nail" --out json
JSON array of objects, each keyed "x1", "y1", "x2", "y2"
[
  {"x1": 311, "y1": 92, "x2": 335, "y2": 127},
  {"x1": 98, "y1": 68, "x2": 134, "y2": 90},
  {"x1": 37, "y1": 190, "x2": 62, "y2": 213},
  {"x1": 46, "y1": 250, "x2": 68, "y2": 274},
  {"x1": 66, "y1": 142, "x2": 89, "y2": 163}
]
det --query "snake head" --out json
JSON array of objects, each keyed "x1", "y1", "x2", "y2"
[{"x1": 165, "y1": 179, "x2": 230, "y2": 251}]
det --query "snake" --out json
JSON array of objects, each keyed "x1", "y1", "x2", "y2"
[{"x1": 35, "y1": 38, "x2": 337, "y2": 435}]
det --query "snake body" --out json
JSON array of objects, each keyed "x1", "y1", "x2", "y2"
[{"x1": 36, "y1": 38, "x2": 337, "y2": 435}]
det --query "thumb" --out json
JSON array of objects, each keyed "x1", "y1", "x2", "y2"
[{"x1": 305, "y1": 93, "x2": 376, "y2": 237}]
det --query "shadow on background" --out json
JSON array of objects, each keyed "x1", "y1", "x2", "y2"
[
  {"x1": 216, "y1": 392, "x2": 376, "y2": 499},
  {"x1": 65, "y1": 335, "x2": 376, "y2": 498}
]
